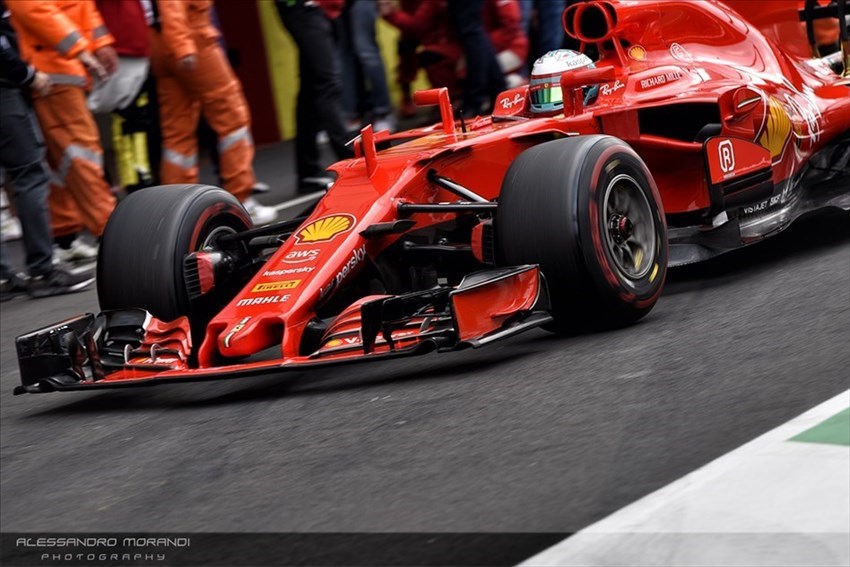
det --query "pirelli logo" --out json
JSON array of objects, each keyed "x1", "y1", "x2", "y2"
[{"x1": 252, "y1": 280, "x2": 300, "y2": 292}]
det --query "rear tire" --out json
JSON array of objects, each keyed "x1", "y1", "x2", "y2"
[
  {"x1": 97, "y1": 185, "x2": 252, "y2": 339},
  {"x1": 496, "y1": 136, "x2": 667, "y2": 332}
]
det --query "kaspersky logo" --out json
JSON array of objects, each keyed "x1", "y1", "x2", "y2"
[{"x1": 295, "y1": 214, "x2": 355, "y2": 244}]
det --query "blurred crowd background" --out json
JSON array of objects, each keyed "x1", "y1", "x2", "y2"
[{"x1": 0, "y1": 0, "x2": 844, "y2": 301}]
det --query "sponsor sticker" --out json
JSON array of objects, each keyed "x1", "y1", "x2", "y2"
[
  {"x1": 628, "y1": 45, "x2": 647, "y2": 61},
  {"x1": 669, "y1": 42, "x2": 693, "y2": 63},
  {"x1": 500, "y1": 93, "x2": 525, "y2": 109},
  {"x1": 263, "y1": 266, "x2": 315, "y2": 277},
  {"x1": 236, "y1": 295, "x2": 290, "y2": 307},
  {"x1": 325, "y1": 337, "x2": 361, "y2": 348},
  {"x1": 600, "y1": 79, "x2": 624, "y2": 96},
  {"x1": 742, "y1": 194, "x2": 782, "y2": 215},
  {"x1": 319, "y1": 245, "x2": 367, "y2": 300},
  {"x1": 282, "y1": 249, "x2": 319, "y2": 264},
  {"x1": 295, "y1": 214, "x2": 355, "y2": 244},
  {"x1": 136, "y1": 356, "x2": 179, "y2": 365},
  {"x1": 758, "y1": 97, "x2": 792, "y2": 162},
  {"x1": 325, "y1": 329, "x2": 417, "y2": 349},
  {"x1": 718, "y1": 140, "x2": 735, "y2": 173},
  {"x1": 252, "y1": 280, "x2": 300, "y2": 292},
  {"x1": 637, "y1": 69, "x2": 682, "y2": 91}
]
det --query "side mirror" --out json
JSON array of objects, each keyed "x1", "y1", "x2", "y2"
[
  {"x1": 560, "y1": 66, "x2": 617, "y2": 115},
  {"x1": 413, "y1": 88, "x2": 455, "y2": 136}
]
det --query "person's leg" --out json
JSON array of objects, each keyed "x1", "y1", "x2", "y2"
[
  {"x1": 31, "y1": 88, "x2": 84, "y2": 242},
  {"x1": 519, "y1": 0, "x2": 532, "y2": 34},
  {"x1": 337, "y1": 10, "x2": 360, "y2": 122},
  {"x1": 181, "y1": 43, "x2": 256, "y2": 201},
  {"x1": 534, "y1": 0, "x2": 567, "y2": 56},
  {"x1": 349, "y1": 0, "x2": 392, "y2": 118},
  {"x1": 278, "y1": 1, "x2": 354, "y2": 172},
  {"x1": 33, "y1": 86, "x2": 116, "y2": 239},
  {"x1": 398, "y1": 37, "x2": 419, "y2": 117},
  {"x1": 141, "y1": 75, "x2": 162, "y2": 186},
  {"x1": 0, "y1": 89, "x2": 53, "y2": 278},
  {"x1": 422, "y1": 52, "x2": 461, "y2": 95},
  {"x1": 295, "y1": 59, "x2": 323, "y2": 181},
  {"x1": 448, "y1": 0, "x2": 505, "y2": 114},
  {"x1": 156, "y1": 73, "x2": 201, "y2": 185}
]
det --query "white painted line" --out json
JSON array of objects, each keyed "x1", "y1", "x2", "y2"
[
  {"x1": 520, "y1": 390, "x2": 850, "y2": 567},
  {"x1": 272, "y1": 191, "x2": 325, "y2": 213}
]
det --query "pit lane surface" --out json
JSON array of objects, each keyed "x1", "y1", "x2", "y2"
[{"x1": 1, "y1": 210, "x2": 848, "y2": 562}]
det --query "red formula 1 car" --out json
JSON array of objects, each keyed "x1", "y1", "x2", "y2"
[{"x1": 14, "y1": 0, "x2": 849, "y2": 394}]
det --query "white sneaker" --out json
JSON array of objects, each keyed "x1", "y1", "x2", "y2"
[
  {"x1": 243, "y1": 197, "x2": 278, "y2": 226},
  {"x1": 1, "y1": 208, "x2": 22, "y2": 242},
  {"x1": 373, "y1": 115, "x2": 397, "y2": 133},
  {"x1": 252, "y1": 181, "x2": 270, "y2": 194},
  {"x1": 54, "y1": 238, "x2": 99, "y2": 264}
]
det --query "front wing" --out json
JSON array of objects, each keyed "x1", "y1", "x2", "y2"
[{"x1": 14, "y1": 266, "x2": 552, "y2": 394}]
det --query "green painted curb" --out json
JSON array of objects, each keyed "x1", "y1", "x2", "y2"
[{"x1": 791, "y1": 408, "x2": 850, "y2": 447}]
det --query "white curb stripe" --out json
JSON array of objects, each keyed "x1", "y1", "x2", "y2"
[{"x1": 521, "y1": 390, "x2": 850, "y2": 567}]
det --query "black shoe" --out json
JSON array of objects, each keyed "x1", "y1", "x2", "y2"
[
  {"x1": 0, "y1": 272, "x2": 29, "y2": 302},
  {"x1": 28, "y1": 268, "x2": 95, "y2": 298}
]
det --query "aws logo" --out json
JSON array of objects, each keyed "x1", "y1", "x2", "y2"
[
  {"x1": 295, "y1": 214, "x2": 355, "y2": 244},
  {"x1": 282, "y1": 249, "x2": 319, "y2": 264}
]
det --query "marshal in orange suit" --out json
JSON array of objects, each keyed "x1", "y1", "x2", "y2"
[
  {"x1": 7, "y1": 0, "x2": 117, "y2": 241},
  {"x1": 150, "y1": 0, "x2": 258, "y2": 204}
]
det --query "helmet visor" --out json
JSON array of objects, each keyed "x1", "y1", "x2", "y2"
[{"x1": 529, "y1": 75, "x2": 563, "y2": 113}]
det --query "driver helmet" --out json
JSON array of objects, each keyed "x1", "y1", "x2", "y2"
[{"x1": 529, "y1": 49, "x2": 596, "y2": 114}]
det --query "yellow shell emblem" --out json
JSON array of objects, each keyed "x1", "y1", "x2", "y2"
[
  {"x1": 759, "y1": 97, "x2": 791, "y2": 161},
  {"x1": 295, "y1": 214, "x2": 354, "y2": 244},
  {"x1": 628, "y1": 45, "x2": 647, "y2": 62}
]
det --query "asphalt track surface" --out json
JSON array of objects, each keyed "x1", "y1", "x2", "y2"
[{"x1": 1, "y1": 207, "x2": 849, "y2": 563}]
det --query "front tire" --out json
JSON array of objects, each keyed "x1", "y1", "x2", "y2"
[
  {"x1": 97, "y1": 184, "x2": 252, "y2": 338},
  {"x1": 496, "y1": 136, "x2": 667, "y2": 332}
]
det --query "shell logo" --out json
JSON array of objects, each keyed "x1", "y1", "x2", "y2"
[
  {"x1": 325, "y1": 339, "x2": 343, "y2": 348},
  {"x1": 628, "y1": 45, "x2": 647, "y2": 62},
  {"x1": 295, "y1": 214, "x2": 355, "y2": 244},
  {"x1": 758, "y1": 97, "x2": 791, "y2": 161}
]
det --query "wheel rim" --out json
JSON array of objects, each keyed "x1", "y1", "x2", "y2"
[
  {"x1": 201, "y1": 225, "x2": 236, "y2": 250},
  {"x1": 602, "y1": 174, "x2": 656, "y2": 281}
]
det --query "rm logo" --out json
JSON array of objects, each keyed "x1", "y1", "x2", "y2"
[{"x1": 718, "y1": 140, "x2": 735, "y2": 173}]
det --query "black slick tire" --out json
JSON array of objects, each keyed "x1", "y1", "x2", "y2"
[
  {"x1": 496, "y1": 136, "x2": 668, "y2": 332},
  {"x1": 97, "y1": 184, "x2": 252, "y2": 339}
]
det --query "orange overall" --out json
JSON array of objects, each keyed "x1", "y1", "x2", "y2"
[
  {"x1": 7, "y1": 0, "x2": 116, "y2": 238},
  {"x1": 150, "y1": 0, "x2": 255, "y2": 201}
]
